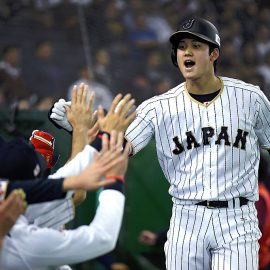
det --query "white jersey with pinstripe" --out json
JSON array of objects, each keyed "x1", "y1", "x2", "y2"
[
  {"x1": 125, "y1": 76, "x2": 270, "y2": 270},
  {"x1": 126, "y1": 76, "x2": 270, "y2": 202}
]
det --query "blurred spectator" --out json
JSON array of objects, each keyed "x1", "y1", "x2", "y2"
[
  {"x1": 130, "y1": 73, "x2": 152, "y2": 104},
  {"x1": 257, "y1": 51, "x2": 270, "y2": 92},
  {"x1": 24, "y1": 40, "x2": 65, "y2": 103},
  {"x1": 144, "y1": 50, "x2": 167, "y2": 84},
  {"x1": 68, "y1": 66, "x2": 113, "y2": 111},
  {"x1": 144, "y1": 5, "x2": 173, "y2": 44},
  {"x1": 153, "y1": 77, "x2": 173, "y2": 96},
  {"x1": 0, "y1": 45, "x2": 31, "y2": 108},
  {"x1": 128, "y1": 12, "x2": 158, "y2": 49},
  {"x1": 255, "y1": 25, "x2": 270, "y2": 60},
  {"x1": 93, "y1": 48, "x2": 113, "y2": 88}
]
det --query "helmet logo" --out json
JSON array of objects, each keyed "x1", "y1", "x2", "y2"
[{"x1": 182, "y1": 19, "x2": 195, "y2": 30}]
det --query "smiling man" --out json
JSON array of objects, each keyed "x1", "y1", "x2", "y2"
[{"x1": 124, "y1": 18, "x2": 270, "y2": 270}]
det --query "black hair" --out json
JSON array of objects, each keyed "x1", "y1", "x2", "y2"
[{"x1": 208, "y1": 44, "x2": 219, "y2": 73}]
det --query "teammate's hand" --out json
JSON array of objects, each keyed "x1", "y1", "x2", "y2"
[
  {"x1": 66, "y1": 83, "x2": 95, "y2": 131},
  {"x1": 98, "y1": 94, "x2": 136, "y2": 133},
  {"x1": 87, "y1": 122, "x2": 99, "y2": 145},
  {"x1": 63, "y1": 131, "x2": 129, "y2": 191},
  {"x1": 50, "y1": 99, "x2": 72, "y2": 132},
  {"x1": 0, "y1": 189, "x2": 27, "y2": 240},
  {"x1": 103, "y1": 130, "x2": 130, "y2": 178}
]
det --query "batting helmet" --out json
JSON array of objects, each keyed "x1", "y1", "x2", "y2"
[{"x1": 169, "y1": 18, "x2": 220, "y2": 67}]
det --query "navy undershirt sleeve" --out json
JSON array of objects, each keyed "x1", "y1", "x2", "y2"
[{"x1": 6, "y1": 178, "x2": 66, "y2": 204}]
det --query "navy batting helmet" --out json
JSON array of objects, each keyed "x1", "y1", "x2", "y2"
[{"x1": 169, "y1": 18, "x2": 220, "y2": 67}]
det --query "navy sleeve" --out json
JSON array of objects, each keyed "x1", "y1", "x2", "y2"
[{"x1": 6, "y1": 178, "x2": 67, "y2": 204}]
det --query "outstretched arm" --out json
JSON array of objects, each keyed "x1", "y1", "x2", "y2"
[{"x1": 2, "y1": 132, "x2": 131, "y2": 268}]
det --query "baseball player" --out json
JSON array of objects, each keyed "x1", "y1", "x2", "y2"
[
  {"x1": 47, "y1": 17, "x2": 270, "y2": 270},
  {"x1": 124, "y1": 17, "x2": 269, "y2": 270}
]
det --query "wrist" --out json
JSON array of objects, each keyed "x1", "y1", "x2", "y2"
[
  {"x1": 72, "y1": 126, "x2": 89, "y2": 134},
  {"x1": 63, "y1": 176, "x2": 79, "y2": 191},
  {"x1": 91, "y1": 131, "x2": 111, "y2": 151},
  {"x1": 106, "y1": 175, "x2": 125, "y2": 183}
]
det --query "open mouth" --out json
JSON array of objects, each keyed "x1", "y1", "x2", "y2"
[{"x1": 184, "y1": 60, "x2": 195, "y2": 68}]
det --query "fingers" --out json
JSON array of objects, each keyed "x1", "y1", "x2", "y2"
[
  {"x1": 72, "y1": 83, "x2": 89, "y2": 106},
  {"x1": 120, "y1": 98, "x2": 135, "y2": 117},
  {"x1": 88, "y1": 122, "x2": 99, "y2": 136},
  {"x1": 81, "y1": 83, "x2": 88, "y2": 105},
  {"x1": 52, "y1": 106, "x2": 66, "y2": 117},
  {"x1": 109, "y1": 94, "x2": 123, "y2": 114},
  {"x1": 114, "y1": 94, "x2": 132, "y2": 115},
  {"x1": 101, "y1": 133, "x2": 109, "y2": 154},
  {"x1": 88, "y1": 91, "x2": 95, "y2": 112},
  {"x1": 97, "y1": 105, "x2": 105, "y2": 120},
  {"x1": 116, "y1": 131, "x2": 124, "y2": 149},
  {"x1": 54, "y1": 99, "x2": 67, "y2": 113},
  {"x1": 50, "y1": 112, "x2": 63, "y2": 121},
  {"x1": 123, "y1": 141, "x2": 131, "y2": 157},
  {"x1": 72, "y1": 85, "x2": 78, "y2": 104},
  {"x1": 5, "y1": 189, "x2": 27, "y2": 215},
  {"x1": 110, "y1": 130, "x2": 117, "y2": 151}
]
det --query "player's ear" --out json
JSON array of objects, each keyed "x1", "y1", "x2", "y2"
[{"x1": 210, "y1": 48, "x2": 219, "y2": 62}]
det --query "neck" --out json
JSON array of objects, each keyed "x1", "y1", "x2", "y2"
[{"x1": 185, "y1": 75, "x2": 221, "y2": 95}]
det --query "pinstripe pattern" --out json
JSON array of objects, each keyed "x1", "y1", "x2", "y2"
[
  {"x1": 126, "y1": 77, "x2": 270, "y2": 202},
  {"x1": 164, "y1": 203, "x2": 260, "y2": 270},
  {"x1": 125, "y1": 76, "x2": 270, "y2": 269}
]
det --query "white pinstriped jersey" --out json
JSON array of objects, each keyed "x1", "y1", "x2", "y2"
[{"x1": 125, "y1": 77, "x2": 270, "y2": 203}]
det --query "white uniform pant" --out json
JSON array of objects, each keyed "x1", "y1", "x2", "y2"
[{"x1": 164, "y1": 202, "x2": 261, "y2": 270}]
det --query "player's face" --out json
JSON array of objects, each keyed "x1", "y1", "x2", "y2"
[{"x1": 176, "y1": 38, "x2": 216, "y2": 80}]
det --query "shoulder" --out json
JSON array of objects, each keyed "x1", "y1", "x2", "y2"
[
  {"x1": 137, "y1": 83, "x2": 185, "y2": 111},
  {"x1": 221, "y1": 76, "x2": 261, "y2": 93}
]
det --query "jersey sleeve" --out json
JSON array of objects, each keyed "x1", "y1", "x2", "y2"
[
  {"x1": 125, "y1": 100, "x2": 155, "y2": 155},
  {"x1": 49, "y1": 145, "x2": 97, "y2": 179},
  {"x1": 254, "y1": 89, "x2": 270, "y2": 149},
  {"x1": 4, "y1": 190, "x2": 125, "y2": 268}
]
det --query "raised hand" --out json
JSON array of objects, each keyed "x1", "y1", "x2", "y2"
[
  {"x1": 66, "y1": 83, "x2": 95, "y2": 131},
  {"x1": 98, "y1": 94, "x2": 136, "y2": 133},
  {"x1": 63, "y1": 130, "x2": 130, "y2": 191}
]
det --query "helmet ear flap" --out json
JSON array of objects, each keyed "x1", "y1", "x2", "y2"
[{"x1": 171, "y1": 46, "x2": 178, "y2": 67}]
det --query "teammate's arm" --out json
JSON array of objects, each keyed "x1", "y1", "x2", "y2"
[
  {"x1": 3, "y1": 131, "x2": 127, "y2": 204},
  {"x1": 2, "y1": 132, "x2": 130, "y2": 268},
  {"x1": 66, "y1": 83, "x2": 95, "y2": 160}
]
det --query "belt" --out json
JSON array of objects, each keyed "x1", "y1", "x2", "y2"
[{"x1": 195, "y1": 197, "x2": 249, "y2": 209}]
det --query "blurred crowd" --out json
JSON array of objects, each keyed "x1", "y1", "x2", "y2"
[{"x1": 0, "y1": 0, "x2": 270, "y2": 109}]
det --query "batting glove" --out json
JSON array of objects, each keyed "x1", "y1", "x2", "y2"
[{"x1": 50, "y1": 99, "x2": 73, "y2": 132}]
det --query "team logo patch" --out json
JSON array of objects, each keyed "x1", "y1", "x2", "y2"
[{"x1": 182, "y1": 19, "x2": 195, "y2": 30}]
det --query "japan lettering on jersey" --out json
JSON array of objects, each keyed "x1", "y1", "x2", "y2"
[{"x1": 125, "y1": 77, "x2": 270, "y2": 202}]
